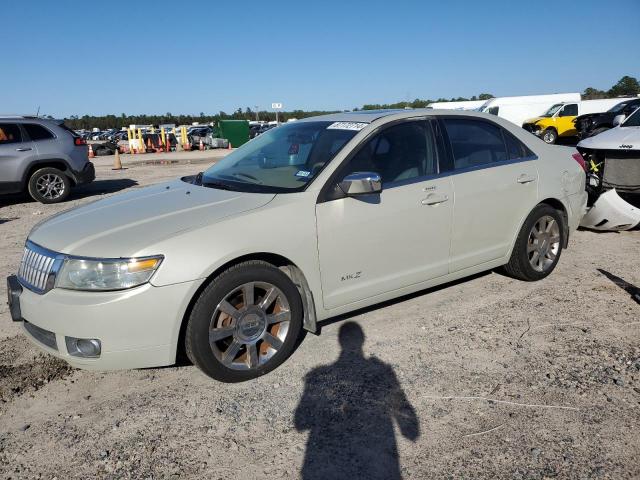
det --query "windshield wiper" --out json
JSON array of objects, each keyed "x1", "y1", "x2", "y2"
[
  {"x1": 201, "y1": 180, "x2": 236, "y2": 191},
  {"x1": 217, "y1": 173, "x2": 263, "y2": 185}
]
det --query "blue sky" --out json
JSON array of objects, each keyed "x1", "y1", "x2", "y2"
[{"x1": 1, "y1": 0, "x2": 638, "y2": 117}]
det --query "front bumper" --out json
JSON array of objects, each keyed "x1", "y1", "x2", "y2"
[
  {"x1": 523, "y1": 123, "x2": 542, "y2": 136},
  {"x1": 70, "y1": 162, "x2": 95, "y2": 186},
  {"x1": 11, "y1": 278, "x2": 199, "y2": 370}
]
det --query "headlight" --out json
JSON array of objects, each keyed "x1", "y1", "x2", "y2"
[{"x1": 56, "y1": 256, "x2": 163, "y2": 291}]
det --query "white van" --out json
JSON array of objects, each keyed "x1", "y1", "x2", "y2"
[
  {"x1": 479, "y1": 93, "x2": 581, "y2": 127},
  {"x1": 427, "y1": 100, "x2": 487, "y2": 111}
]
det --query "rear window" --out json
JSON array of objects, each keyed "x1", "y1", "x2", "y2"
[
  {"x1": 443, "y1": 119, "x2": 508, "y2": 169},
  {"x1": 24, "y1": 123, "x2": 55, "y2": 141},
  {"x1": 58, "y1": 123, "x2": 80, "y2": 138},
  {"x1": 0, "y1": 123, "x2": 22, "y2": 144},
  {"x1": 504, "y1": 131, "x2": 534, "y2": 160}
]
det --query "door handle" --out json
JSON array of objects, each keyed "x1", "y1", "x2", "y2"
[
  {"x1": 15, "y1": 147, "x2": 32, "y2": 152},
  {"x1": 421, "y1": 194, "x2": 449, "y2": 206},
  {"x1": 517, "y1": 174, "x2": 536, "y2": 184}
]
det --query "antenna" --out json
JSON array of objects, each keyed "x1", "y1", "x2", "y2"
[{"x1": 36, "y1": 106, "x2": 40, "y2": 117}]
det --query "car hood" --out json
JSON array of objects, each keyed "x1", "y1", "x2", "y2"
[
  {"x1": 29, "y1": 178, "x2": 275, "y2": 257},
  {"x1": 578, "y1": 126, "x2": 640, "y2": 150},
  {"x1": 523, "y1": 117, "x2": 546, "y2": 125}
]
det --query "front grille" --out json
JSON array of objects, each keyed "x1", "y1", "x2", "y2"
[
  {"x1": 24, "y1": 320, "x2": 58, "y2": 351},
  {"x1": 17, "y1": 243, "x2": 58, "y2": 293}
]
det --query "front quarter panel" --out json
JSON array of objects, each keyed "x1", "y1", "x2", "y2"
[{"x1": 146, "y1": 191, "x2": 323, "y2": 304}]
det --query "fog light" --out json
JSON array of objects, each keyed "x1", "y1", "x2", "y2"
[{"x1": 65, "y1": 337, "x2": 101, "y2": 358}]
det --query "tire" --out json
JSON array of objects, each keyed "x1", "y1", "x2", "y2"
[
  {"x1": 542, "y1": 128, "x2": 557, "y2": 144},
  {"x1": 185, "y1": 260, "x2": 304, "y2": 382},
  {"x1": 502, "y1": 204, "x2": 564, "y2": 281},
  {"x1": 27, "y1": 167, "x2": 71, "y2": 204}
]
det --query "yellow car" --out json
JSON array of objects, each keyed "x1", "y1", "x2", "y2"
[{"x1": 522, "y1": 103, "x2": 579, "y2": 144}]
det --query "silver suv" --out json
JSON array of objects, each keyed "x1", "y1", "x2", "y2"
[{"x1": 0, "y1": 117, "x2": 95, "y2": 203}]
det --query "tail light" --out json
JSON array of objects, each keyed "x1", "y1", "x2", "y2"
[
  {"x1": 572, "y1": 152, "x2": 587, "y2": 172},
  {"x1": 74, "y1": 137, "x2": 87, "y2": 146}
]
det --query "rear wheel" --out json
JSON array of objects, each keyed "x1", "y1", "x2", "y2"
[
  {"x1": 503, "y1": 204, "x2": 564, "y2": 281},
  {"x1": 185, "y1": 261, "x2": 303, "y2": 382},
  {"x1": 27, "y1": 167, "x2": 71, "y2": 204},
  {"x1": 542, "y1": 128, "x2": 558, "y2": 144}
]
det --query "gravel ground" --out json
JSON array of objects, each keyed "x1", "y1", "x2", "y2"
[{"x1": 0, "y1": 156, "x2": 639, "y2": 479}]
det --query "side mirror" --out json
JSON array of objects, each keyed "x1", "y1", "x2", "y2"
[
  {"x1": 338, "y1": 172, "x2": 382, "y2": 196},
  {"x1": 613, "y1": 114, "x2": 625, "y2": 127}
]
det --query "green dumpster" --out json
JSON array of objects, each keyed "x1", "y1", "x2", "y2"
[{"x1": 218, "y1": 120, "x2": 250, "y2": 147}]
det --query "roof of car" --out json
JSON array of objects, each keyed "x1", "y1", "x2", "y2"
[
  {"x1": 299, "y1": 108, "x2": 494, "y2": 124},
  {"x1": 0, "y1": 115, "x2": 62, "y2": 123}
]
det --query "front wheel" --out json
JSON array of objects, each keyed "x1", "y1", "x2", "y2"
[
  {"x1": 502, "y1": 204, "x2": 564, "y2": 281},
  {"x1": 185, "y1": 261, "x2": 304, "y2": 382},
  {"x1": 542, "y1": 128, "x2": 558, "y2": 144}
]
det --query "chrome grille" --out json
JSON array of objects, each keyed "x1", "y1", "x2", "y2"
[{"x1": 17, "y1": 243, "x2": 58, "y2": 293}]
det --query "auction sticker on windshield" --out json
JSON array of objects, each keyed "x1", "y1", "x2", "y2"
[{"x1": 327, "y1": 122, "x2": 368, "y2": 131}]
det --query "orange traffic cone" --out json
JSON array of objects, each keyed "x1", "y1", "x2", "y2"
[
  {"x1": 199, "y1": 138, "x2": 204, "y2": 151},
  {"x1": 146, "y1": 138, "x2": 152, "y2": 153},
  {"x1": 88, "y1": 144, "x2": 95, "y2": 158},
  {"x1": 227, "y1": 141, "x2": 232, "y2": 150}
]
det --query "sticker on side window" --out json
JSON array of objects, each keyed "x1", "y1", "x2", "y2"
[{"x1": 327, "y1": 122, "x2": 368, "y2": 131}]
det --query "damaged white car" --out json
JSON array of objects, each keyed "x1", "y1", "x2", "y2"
[{"x1": 577, "y1": 107, "x2": 640, "y2": 231}]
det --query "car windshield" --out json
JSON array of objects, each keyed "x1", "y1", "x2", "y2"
[
  {"x1": 200, "y1": 121, "x2": 359, "y2": 193},
  {"x1": 622, "y1": 108, "x2": 640, "y2": 127},
  {"x1": 608, "y1": 102, "x2": 629, "y2": 113},
  {"x1": 541, "y1": 104, "x2": 563, "y2": 117}
]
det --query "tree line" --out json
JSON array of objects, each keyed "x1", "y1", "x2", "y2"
[{"x1": 61, "y1": 76, "x2": 639, "y2": 130}]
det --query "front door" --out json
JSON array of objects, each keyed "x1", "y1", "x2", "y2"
[
  {"x1": 556, "y1": 103, "x2": 579, "y2": 137},
  {"x1": 316, "y1": 119, "x2": 453, "y2": 310}
]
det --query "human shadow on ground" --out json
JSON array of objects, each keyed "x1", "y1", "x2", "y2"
[{"x1": 294, "y1": 321, "x2": 419, "y2": 480}]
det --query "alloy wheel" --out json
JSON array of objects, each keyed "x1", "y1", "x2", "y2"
[
  {"x1": 209, "y1": 282, "x2": 291, "y2": 370},
  {"x1": 527, "y1": 215, "x2": 560, "y2": 272},
  {"x1": 35, "y1": 173, "x2": 66, "y2": 200}
]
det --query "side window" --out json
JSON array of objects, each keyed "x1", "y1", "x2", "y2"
[
  {"x1": 0, "y1": 124, "x2": 22, "y2": 144},
  {"x1": 504, "y1": 131, "x2": 534, "y2": 160},
  {"x1": 345, "y1": 121, "x2": 437, "y2": 186},
  {"x1": 24, "y1": 124, "x2": 55, "y2": 141},
  {"x1": 560, "y1": 104, "x2": 578, "y2": 117},
  {"x1": 442, "y1": 119, "x2": 507, "y2": 170}
]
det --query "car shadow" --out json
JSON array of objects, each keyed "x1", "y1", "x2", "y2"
[
  {"x1": 597, "y1": 268, "x2": 640, "y2": 305},
  {"x1": 294, "y1": 321, "x2": 419, "y2": 480},
  {"x1": 69, "y1": 179, "x2": 139, "y2": 200},
  {"x1": 317, "y1": 271, "x2": 490, "y2": 332},
  {"x1": 0, "y1": 179, "x2": 138, "y2": 207}
]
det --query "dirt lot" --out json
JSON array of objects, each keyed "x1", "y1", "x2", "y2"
[{"x1": 1, "y1": 155, "x2": 639, "y2": 479}]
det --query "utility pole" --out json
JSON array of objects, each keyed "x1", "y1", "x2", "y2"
[{"x1": 254, "y1": 106, "x2": 259, "y2": 122}]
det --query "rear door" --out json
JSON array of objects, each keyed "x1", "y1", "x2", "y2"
[
  {"x1": 23, "y1": 123, "x2": 60, "y2": 160},
  {"x1": 0, "y1": 123, "x2": 38, "y2": 192},
  {"x1": 440, "y1": 117, "x2": 539, "y2": 272}
]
